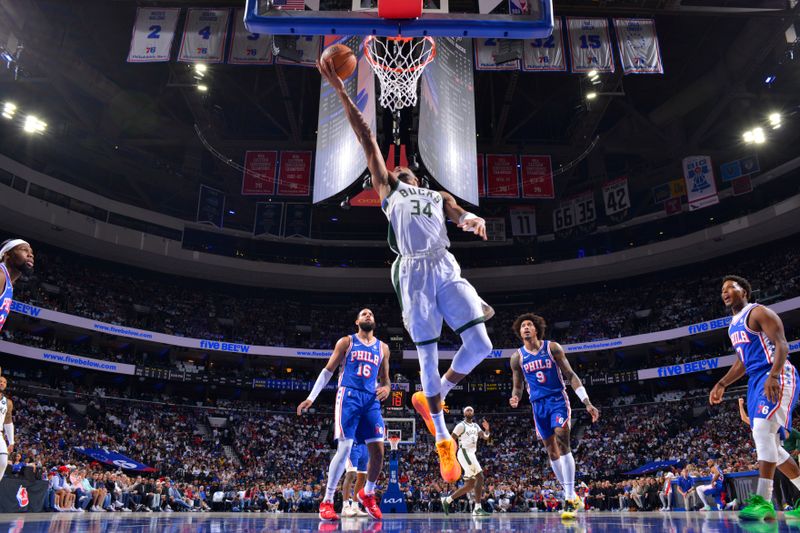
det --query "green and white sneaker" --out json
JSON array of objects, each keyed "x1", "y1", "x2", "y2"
[
  {"x1": 739, "y1": 495, "x2": 777, "y2": 521},
  {"x1": 472, "y1": 506, "x2": 490, "y2": 517},
  {"x1": 441, "y1": 497, "x2": 450, "y2": 516},
  {"x1": 785, "y1": 499, "x2": 800, "y2": 520}
]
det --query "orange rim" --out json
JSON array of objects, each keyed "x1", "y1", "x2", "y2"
[{"x1": 363, "y1": 35, "x2": 436, "y2": 74}]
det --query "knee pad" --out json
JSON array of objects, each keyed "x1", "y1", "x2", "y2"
[
  {"x1": 451, "y1": 324, "x2": 493, "y2": 375},
  {"x1": 417, "y1": 344, "x2": 441, "y2": 396},
  {"x1": 753, "y1": 418, "x2": 781, "y2": 463}
]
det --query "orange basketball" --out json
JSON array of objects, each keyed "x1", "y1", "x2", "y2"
[{"x1": 321, "y1": 44, "x2": 357, "y2": 80}]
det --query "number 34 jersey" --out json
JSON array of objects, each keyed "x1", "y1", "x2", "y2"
[{"x1": 382, "y1": 180, "x2": 450, "y2": 257}]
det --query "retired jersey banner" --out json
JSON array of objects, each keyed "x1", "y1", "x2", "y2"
[
  {"x1": 197, "y1": 185, "x2": 225, "y2": 227},
  {"x1": 572, "y1": 191, "x2": 596, "y2": 226},
  {"x1": 283, "y1": 203, "x2": 312, "y2": 237},
  {"x1": 275, "y1": 36, "x2": 322, "y2": 67},
  {"x1": 520, "y1": 155, "x2": 554, "y2": 198},
  {"x1": 474, "y1": 38, "x2": 521, "y2": 71},
  {"x1": 127, "y1": 8, "x2": 180, "y2": 63},
  {"x1": 242, "y1": 151, "x2": 278, "y2": 195},
  {"x1": 229, "y1": 9, "x2": 273, "y2": 64},
  {"x1": 478, "y1": 154, "x2": 487, "y2": 198},
  {"x1": 602, "y1": 177, "x2": 630, "y2": 215},
  {"x1": 278, "y1": 151, "x2": 312, "y2": 196},
  {"x1": 177, "y1": 8, "x2": 231, "y2": 63},
  {"x1": 683, "y1": 155, "x2": 719, "y2": 210},
  {"x1": 613, "y1": 18, "x2": 663, "y2": 74},
  {"x1": 486, "y1": 154, "x2": 520, "y2": 198},
  {"x1": 523, "y1": 18, "x2": 566, "y2": 72},
  {"x1": 566, "y1": 18, "x2": 615, "y2": 73},
  {"x1": 509, "y1": 207, "x2": 537, "y2": 236},
  {"x1": 253, "y1": 202, "x2": 283, "y2": 236}
]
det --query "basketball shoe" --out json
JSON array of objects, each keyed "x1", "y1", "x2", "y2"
[
  {"x1": 318, "y1": 501, "x2": 339, "y2": 522},
  {"x1": 436, "y1": 438, "x2": 462, "y2": 483},
  {"x1": 358, "y1": 489, "x2": 383, "y2": 520},
  {"x1": 411, "y1": 391, "x2": 448, "y2": 436}
]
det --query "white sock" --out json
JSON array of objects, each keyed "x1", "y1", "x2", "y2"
[
  {"x1": 365, "y1": 480, "x2": 377, "y2": 495},
  {"x1": 561, "y1": 453, "x2": 576, "y2": 499},
  {"x1": 756, "y1": 478, "x2": 773, "y2": 500},
  {"x1": 445, "y1": 496, "x2": 453, "y2": 503},
  {"x1": 550, "y1": 458, "x2": 565, "y2": 485},
  {"x1": 475, "y1": 503, "x2": 482, "y2": 510},
  {"x1": 324, "y1": 439, "x2": 353, "y2": 503},
  {"x1": 440, "y1": 377, "x2": 458, "y2": 401},
  {"x1": 432, "y1": 411, "x2": 449, "y2": 441}
]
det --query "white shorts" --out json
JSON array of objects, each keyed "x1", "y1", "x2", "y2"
[
  {"x1": 391, "y1": 250, "x2": 492, "y2": 344},
  {"x1": 0, "y1": 435, "x2": 6, "y2": 455},
  {"x1": 457, "y1": 448, "x2": 483, "y2": 480}
]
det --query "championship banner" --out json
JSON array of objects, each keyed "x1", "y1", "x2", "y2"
[
  {"x1": 520, "y1": 155, "x2": 554, "y2": 198},
  {"x1": 682, "y1": 155, "x2": 719, "y2": 210},
  {"x1": 197, "y1": 185, "x2": 225, "y2": 227},
  {"x1": 602, "y1": 176, "x2": 630, "y2": 215},
  {"x1": 229, "y1": 8, "x2": 273, "y2": 64},
  {"x1": 509, "y1": 207, "x2": 537, "y2": 236},
  {"x1": 242, "y1": 151, "x2": 278, "y2": 195},
  {"x1": 277, "y1": 151, "x2": 312, "y2": 196},
  {"x1": 523, "y1": 18, "x2": 566, "y2": 72},
  {"x1": 486, "y1": 154, "x2": 520, "y2": 198},
  {"x1": 73, "y1": 448, "x2": 155, "y2": 472},
  {"x1": 478, "y1": 154, "x2": 486, "y2": 198},
  {"x1": 253, "y1": 202, "x2": 283, "y2": 236},
  {"x1": 283, "y1": 203, "x2": 312, "y2": 237},
  {"x1": 177, "y1": 8, "x2": 231, "y2": 63},
  {"x1": 474, "y1": 38, "x2": 521, "y2": 71},
  {"x1": 566, "y1": 17, "x2": 615, "y2": 73},
  {"x1": 612, "y1": 18, "x2": 663, "y2": 74},
  {"x1": 732, "y1": 176, "x2": 753, "y2": 196},
  {"x1": 127, "y1": 8, "x2": 180, "y2": 63},
  {"x1": 275, "y1": 36, "x2": 322, "y2": 67}
]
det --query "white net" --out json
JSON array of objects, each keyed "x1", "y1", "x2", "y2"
[{"x1": 364, "y1": 36, "x2": 436, "y2": 111}]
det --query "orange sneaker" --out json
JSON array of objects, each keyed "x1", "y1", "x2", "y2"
[
  {"x1": 411, "y1": 391, "x2": 448, "y2": 436},
  {"x1": 436, "y1": 438, "x2": 462, "y2": 483},
  {"x1": 318, "y1": 501, "x2": 339, "y2": 522},
  {"x1": 357, "y1": 489, "x2": 383, "y2": 520}
]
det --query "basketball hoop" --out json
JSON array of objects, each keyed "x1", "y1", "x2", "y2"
[
  {"x1": 388, "y1": 435, "x2": 402, "y2": 451},
  {"x1": 364, "y1": 35, "x2": 436, "y2": 111}
]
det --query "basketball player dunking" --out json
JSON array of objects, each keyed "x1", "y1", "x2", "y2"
[
  {"x1": 297, "y1": 309, "x2": 390, "y2": 522},
  {"x1": 710, "y1": 275, "x2": 800, "y2": 521},
  {"x1": 318, "y1": 57, "x2": 495, "y2": 484},
  {"x1": 508, "y1": 313, "x2": 599, "y2": 520}
]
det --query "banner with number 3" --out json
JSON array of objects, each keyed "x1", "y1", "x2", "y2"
[
  {"x1": 178, "y1": 8, "x2": 231, "y2": 63},
  {"x1": 229, "y1": 8, "x2": 273, "y2": 65},
  {"x1": 566, "y1": 17, "x2": 614, "y2": 73},
  {"x1": 127, "y1": 8, "x2": 180, "y2": 63}
]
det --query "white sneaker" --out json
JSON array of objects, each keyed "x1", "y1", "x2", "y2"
[
  {"x1": 355, "y1": 506, "x2": 369, "y2": 517},
  {"x1": 342, "y1": 504, "x2": 357, "y2": 518},
  {"x1": 701, "y1": 505, "x2": 712, "y2": 511}
]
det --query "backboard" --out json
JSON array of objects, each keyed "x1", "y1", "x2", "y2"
[{"x1": 244, "y1": 0, "x2": 554, "y2": 39}]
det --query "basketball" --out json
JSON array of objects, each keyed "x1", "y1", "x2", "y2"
[{"x1": 321, "y1": 44, "x2": 357, "y2": 80}]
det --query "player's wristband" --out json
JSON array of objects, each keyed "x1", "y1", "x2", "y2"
[
  {"x1": 4, "y1": 423, "x2": 13, "y2": 446},
  {"x1": 307, "y1": 368, "x2": 334, "y2": 403},
  {"x1": 459, "y1": 212, "x2": 478, "y2": 224},
  {"x1": 575, "y1": 386, "x2": 589, "y2": 403}
]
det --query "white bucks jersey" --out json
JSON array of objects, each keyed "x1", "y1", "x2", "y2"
[
  {"x1": 454, "y1": 420, "x2": 481, "y2": 452},
  {"x1": 382, "y1": 180, "x2": 450, "y2": 256}
]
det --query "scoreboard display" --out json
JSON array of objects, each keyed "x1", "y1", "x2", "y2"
[{"x1": 388, "y1": 389, "x2": 406, "y2": 411}]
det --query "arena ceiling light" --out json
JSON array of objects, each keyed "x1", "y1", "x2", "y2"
[
  {"x1": 2, "y1": 102, "x2": 16, "y2": 119},
  {"x1": 769, "y1": 112, "x2": 782, "y2": 129},
  {"x1": 586, "y1": 91, "x2": 597, "y2": 100},
  {"x1": 22, "y1": 114, "x2": 46, "y2": 134},
  {"x1": 742, "y1": 127, "x2": 765, "y2": 144},
  {"x1": 197, "y1": 84, "x2": 208, "y2": 92},
  {"x1": 193, "y1": 63, "x2": 207, "y2": 80}
]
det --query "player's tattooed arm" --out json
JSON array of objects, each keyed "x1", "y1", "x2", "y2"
[
  {"x1": 316, "y1": 58, "x2": 395, "y2": 201},
  {"x1": 551, "y1": 342, "x2": 600, "y2": 422},
  {"x1": 440, "y1": 191, "x2": 487, "y2": 241},
  {"x1": 509, "y1": 351, "x2": 524, "y2": 408},
  {"x1": 375, "y1": 342, "x2": 391, "y2": 401}
]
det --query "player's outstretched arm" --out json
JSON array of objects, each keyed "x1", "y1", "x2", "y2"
[
  {"x1": 550, "y1": 342, "x2": 599, "y2": 422},
  {"x1": 297, "y1": 336, "x2": 350, "y2": 415},
  {"x1": 480, "y1": 418, "x2": 490, "y2": 440},
  {"x1": 709, "y1": 358, "x2": 745, "y2": 405},
  {"x1": 375, "y1": 342, "x2": 391, "y2": 401},
  {"x1": 509, "y1": 351, "x2": 524, "y2": 408},
  {"x1": 316, "y1": 58, "x2": 395, "y2": 201},
  {"x1": 751, "y1": 305, "x2": 790, "y2": 403},
  {"x1": 440, "y1": 191, "x2": 487, "y2": 241}
]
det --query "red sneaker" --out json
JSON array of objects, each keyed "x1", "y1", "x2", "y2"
[
  {"x1": 357, "y1": 488, "x2": 383, "y2": 520},
  {"x1": 318, "y1": 501, "x2": 339, "y2": 522}
]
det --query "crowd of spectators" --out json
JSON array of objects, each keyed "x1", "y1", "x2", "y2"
[{"x1": 8, "y1": 239, "x2": 799, "y2": 350}]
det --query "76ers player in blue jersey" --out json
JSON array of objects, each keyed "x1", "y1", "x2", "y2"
[
  {"x1": 0, "y1": 239, "x2": 34, "y2": 338},
  {"x1": 508, "y1": 313, "x2": 599, "y2": 519},
  {"x1": 710, "y1": 275, "x2": 800, "y2": 521},
  {"x1": 297, "y1": 308, "x2": 390, "y2": 522}
]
